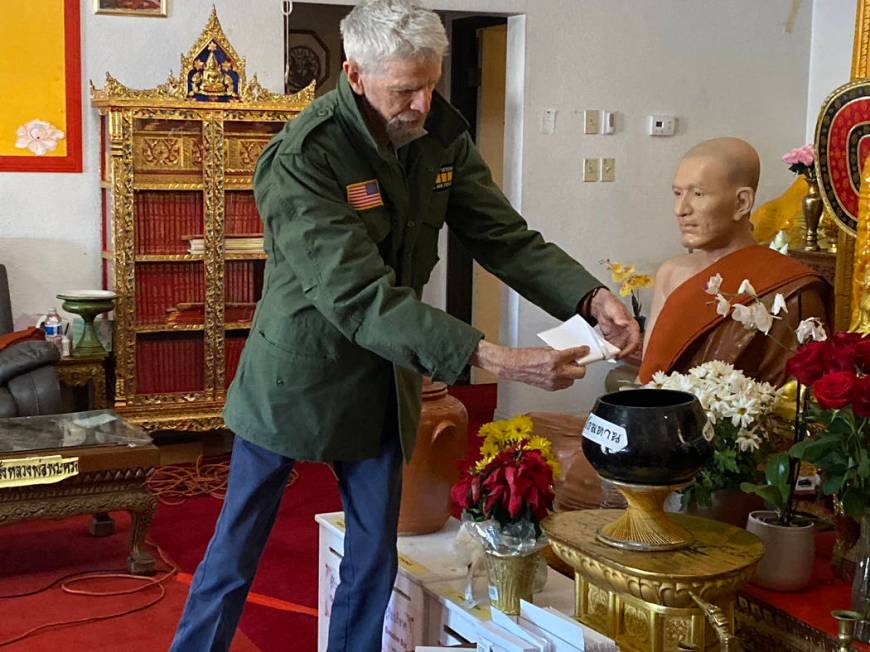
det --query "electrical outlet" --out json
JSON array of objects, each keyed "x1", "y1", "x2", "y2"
[
  {"x1": 583, "y1": 158, "x2": 600, "y2": 182},
  {"x1": 601, "y1": 158, "x2": 615, "y2": 182},
  {"x1": 584, "y1": 110, "x2": 600, "y2": 135}
]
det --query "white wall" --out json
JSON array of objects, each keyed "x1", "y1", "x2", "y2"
[
  {"x1": 805, "y1": 0, "x2": 856, "y2": 143},
  {"x1": 1, "y1": 0, "x2": 853, "y2": 420},
  {"x1": 0, "y1": 0, "x2": 284, "y2": 328}
]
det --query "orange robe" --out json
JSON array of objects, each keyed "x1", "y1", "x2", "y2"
[{"x1": 639, "y1": 246, "x2": 830, "y2": 387}]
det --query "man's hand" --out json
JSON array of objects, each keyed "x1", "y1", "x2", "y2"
[
  {"x1": 589, "y1": 288, "x2": 641, "y2": 359},
  {"x1": 469, "y1": 341, "x2": 590, "y2": 391}
]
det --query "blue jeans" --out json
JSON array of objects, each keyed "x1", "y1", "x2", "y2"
[{"x1": 169, "y1": 426, "x2": 403, "y2": 652}]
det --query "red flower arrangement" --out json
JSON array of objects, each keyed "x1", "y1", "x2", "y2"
[
  {"x1": 451, "y1": 446, "x2": 555, "y2": 528},
  {"x1": 788, "y1": 331, "x2": 870, "y2": 519},
  {"x1": 450, "y1": 415, "x2": 558, "y2": 547}
]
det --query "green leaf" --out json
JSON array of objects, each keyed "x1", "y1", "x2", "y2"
[
  {"x1": 766, "y1": 453, "x2": 791, "y2": 502},
  {"x1": 740, "y1": 482, "x2": 785, "y2": 512},
  {"x1": 822, "y1": 473, "x2": 846, "y2": 496},
  {"x1": 842, "y1": 488, "x2": 868, "y2": 521}
]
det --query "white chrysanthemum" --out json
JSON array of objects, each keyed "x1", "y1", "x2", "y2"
[
  {"x1": 649, "y1": 371, "x2": 669, "y2": 389},
  {"x1": 727, "y1": 395, "x2": 759, "y2": 429},
  {"x1": 736, "y1": 429, "x2": 762, "y2": 452}
]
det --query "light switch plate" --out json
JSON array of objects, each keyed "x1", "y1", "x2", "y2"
[
  {"x1": 601, "y1": 158, "x2": 615, "y2": 182},
  {"x1": 584, "y1": 110, "x2": 600, "y2": 135},
  {"x1": 583, "y1": 158, "x2": 599, "y2": 182}
]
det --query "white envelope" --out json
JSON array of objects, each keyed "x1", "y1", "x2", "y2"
[{"x1": 537, "y1": 315, "x2": 620, "y2": 365}]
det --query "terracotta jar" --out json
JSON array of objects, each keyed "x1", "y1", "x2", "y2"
[{"x1": 397, "y1": 378, "x2": 468, "y2": 535}]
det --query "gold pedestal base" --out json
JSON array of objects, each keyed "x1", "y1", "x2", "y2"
[
  {"x1": 543, "y1": 510, "x2": 764, "y2": 652},
  {"x1": 597, "y1": 481, "x2": 691, "y2": 551}
]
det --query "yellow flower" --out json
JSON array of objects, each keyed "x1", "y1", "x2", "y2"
[
  {"x1": 474, "y1": 453, "x2": 496, "y2": 474},
  {"x1": 608, "y1": 262, "x2": 635, "y2": 283}
]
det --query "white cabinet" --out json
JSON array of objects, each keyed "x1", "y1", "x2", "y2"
[{"x1": 315, "y1": 511, "x2": 587, "y2": 652}]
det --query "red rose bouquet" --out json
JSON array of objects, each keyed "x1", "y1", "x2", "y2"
[
  {"x1": 450, "y1": 415, "x2": 558, "y2": 554},
  {"x1": 788, "y1": 331, "x2": 870, "y2": 520}
]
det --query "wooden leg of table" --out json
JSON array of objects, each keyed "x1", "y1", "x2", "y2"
[
  {"x1": 127, "y1": 490, "x2": 157, "y2": 576},
  {"x1": 89, "y1": 511, "x2": 115, "y2": 537}
]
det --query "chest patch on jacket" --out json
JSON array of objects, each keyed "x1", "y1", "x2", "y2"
[
  {"x1": 433, "y1": 166, "x2": 453, "y2": 191},
  {"x1": 346, "y1": 179, "x2": 384, "y2": 211}
]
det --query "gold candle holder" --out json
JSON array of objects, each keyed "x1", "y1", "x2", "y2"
[{"x1": 832, "y1": 609, "x2": 863, "y2": 652}]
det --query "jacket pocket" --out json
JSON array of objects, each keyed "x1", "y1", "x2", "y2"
[{"x1": 256, "y1": 312, "x2": 343, "y2": 361}]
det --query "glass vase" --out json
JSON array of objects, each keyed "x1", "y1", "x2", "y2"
[{"x1": 851, "y1": 510, "x2": 870, "y2": 642}]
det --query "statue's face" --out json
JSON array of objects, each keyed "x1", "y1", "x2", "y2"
[
  {"x1": 346, "y1": 56, "x2": 442, "y2": 147},
  {"x1": 672, "y1": 156, "x2": 741, "y2": 251}
]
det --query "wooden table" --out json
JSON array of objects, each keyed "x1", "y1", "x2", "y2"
[{"x1": 0, "y1": 410, "x2": 158, "y2": 574}]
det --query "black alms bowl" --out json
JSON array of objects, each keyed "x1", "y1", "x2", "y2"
[{"x1": 582, "y1": 389, "x2": 712, "y2": 485}]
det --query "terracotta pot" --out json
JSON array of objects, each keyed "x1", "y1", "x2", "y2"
[
  {"x1": 397, "y1": 378, "x2": 468, "y2": 535},
  {"x1": 746, "y1": 510, "x2": 815, "y2": 591}
]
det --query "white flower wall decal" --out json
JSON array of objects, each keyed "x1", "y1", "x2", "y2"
[{"x1": 15, "y1": 119, "x2": 65, "y2": 156}]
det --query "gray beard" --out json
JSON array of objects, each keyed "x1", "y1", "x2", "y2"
[{"x1": 386, "y1": 118, "x2": 426, "y2": 148}]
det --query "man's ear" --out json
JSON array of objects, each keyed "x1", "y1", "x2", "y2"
[
  {"x1": 735, "y1": 187, "x2": 755, "y2": 220},
  {"x1": 343, "y1": 60, "x2": 365, "y2": 96}
]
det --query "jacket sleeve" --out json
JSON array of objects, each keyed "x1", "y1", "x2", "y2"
[
  {"x1": 446, "y1": 132, "x2": 603, "y2": 321},
  {"x1": 256, "y1": 145, "x2": 483, "y2": 385}
]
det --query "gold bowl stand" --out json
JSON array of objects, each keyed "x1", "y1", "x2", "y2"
[{"x1": 542, "y1": 509, "x2": 763, "y2": 652}]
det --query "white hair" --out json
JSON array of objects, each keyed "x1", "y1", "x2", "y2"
[{"x1": 340, "y1": 0, "x2": 449, "y2": 72}]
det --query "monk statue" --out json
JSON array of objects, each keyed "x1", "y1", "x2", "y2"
[{"x1": 638, "y1": 137, "x2": 830, "y2": 386}]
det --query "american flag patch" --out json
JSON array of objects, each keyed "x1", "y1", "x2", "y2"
[{"x1": 346, "y1": 179, "x2": 384, "y2": 211}]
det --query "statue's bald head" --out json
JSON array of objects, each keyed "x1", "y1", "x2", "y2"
[{"x1": 682, "y1": 137, "x2": 760, "y2": 193}]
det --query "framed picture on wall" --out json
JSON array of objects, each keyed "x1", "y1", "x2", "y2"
[
  {"x1": 94, "y1": 0, "x2": 167, "y2": 17},
  {"x1": 285, "y1": 30, "x2": 330, "y2": 94}
]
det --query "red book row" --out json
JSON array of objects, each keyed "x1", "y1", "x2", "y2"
[
  {"x1": 225, "y1": 335, "x2": 247, "y2": 388},
  {"x1": 134, "y1": 263, "x2": 262, "y2": 326},
  {"x1": 135, "y1": 263, "x2": 206, "y2": 325},
  {"x1": 225, "y1": 192, "x2": 263, "y2": 236},
  {"x1": 225, "y1": 260, "x2": 263, "y2": 304},
  {"x1": 136, "y1": 334, "x2": 205, "y2": 394},
  {"x1": 135, "y1": 192, "x2": 204, "y2": 255}
]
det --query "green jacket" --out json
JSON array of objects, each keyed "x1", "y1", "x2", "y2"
[{"x1": 224, "y1": 74, "x2": 601, "y2": 462}]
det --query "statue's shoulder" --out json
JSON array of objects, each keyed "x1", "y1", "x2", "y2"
[{"x1": 657, "y1": 253, "x2": 699, "y2": 295}]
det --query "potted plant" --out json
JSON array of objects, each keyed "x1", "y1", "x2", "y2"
[
  {"x1": 450, "y1": 415, "x2": 558, "y2": 615},
  {"x1": 741, "y1": 452, "x2": 816, "y2": 591},
  {"x1": 646, "y1": 360, "x2": 784, "y2": 526}
]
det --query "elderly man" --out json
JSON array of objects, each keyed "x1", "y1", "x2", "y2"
[
  {"x1": 170, "y1": 2, "x2": 639, "y2": 650},
  {"x1": 639, "y1": 137, "x2": 829, "y2": 385}
]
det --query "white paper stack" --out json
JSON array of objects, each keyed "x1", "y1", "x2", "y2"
[{"x1": 537, "y1": 315, "x2": 620, "y2": 365}]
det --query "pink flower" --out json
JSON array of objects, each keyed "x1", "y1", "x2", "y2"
[{"x1": 782, "y1": 144, "x2": 814, "y2": 167}]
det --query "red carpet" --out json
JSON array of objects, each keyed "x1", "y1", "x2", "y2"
[
  {"x1": 0, "y1": 513, "x2": 258, "y2": 651},
  {"x1": 0, "y1": 384, "x2": 496, "y2": 652}
]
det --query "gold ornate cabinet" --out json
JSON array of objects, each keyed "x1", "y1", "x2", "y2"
[{"x1": 91, "y1": 9, "x2": 312, "y2": 432}]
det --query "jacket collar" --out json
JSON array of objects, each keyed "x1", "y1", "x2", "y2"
[{"x1": 335, "y1": 73, "x2": 469, "y2": 155}]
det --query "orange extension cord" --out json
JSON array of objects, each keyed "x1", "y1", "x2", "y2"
[
  {"x1": 0, "y1": 538, "x2": 178, "y2": 648},
  {"x1": 0, "y1": 457, "x2": 301, "y2": 647},
  {"x1": 146, "y1": 454, "x2": 298, "y2": 504}
]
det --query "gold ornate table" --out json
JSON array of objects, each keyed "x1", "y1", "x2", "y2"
[
  {"x1": 543, "y1": 509, "x2": 764, "y2": 651},
  {"x1": 0, "y1": 410, "x2": 158, "y2": 574}
]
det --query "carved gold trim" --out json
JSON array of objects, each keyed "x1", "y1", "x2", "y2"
[
  {"x1": 203, "y1": 116, "x2": 226, "y2": 396},
  {"x1": 90, "y1": 8, "x2": 315, "y2": 111},
  {"x1": 56, "y1": 360, "x2": 108, "y2": 409}
]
